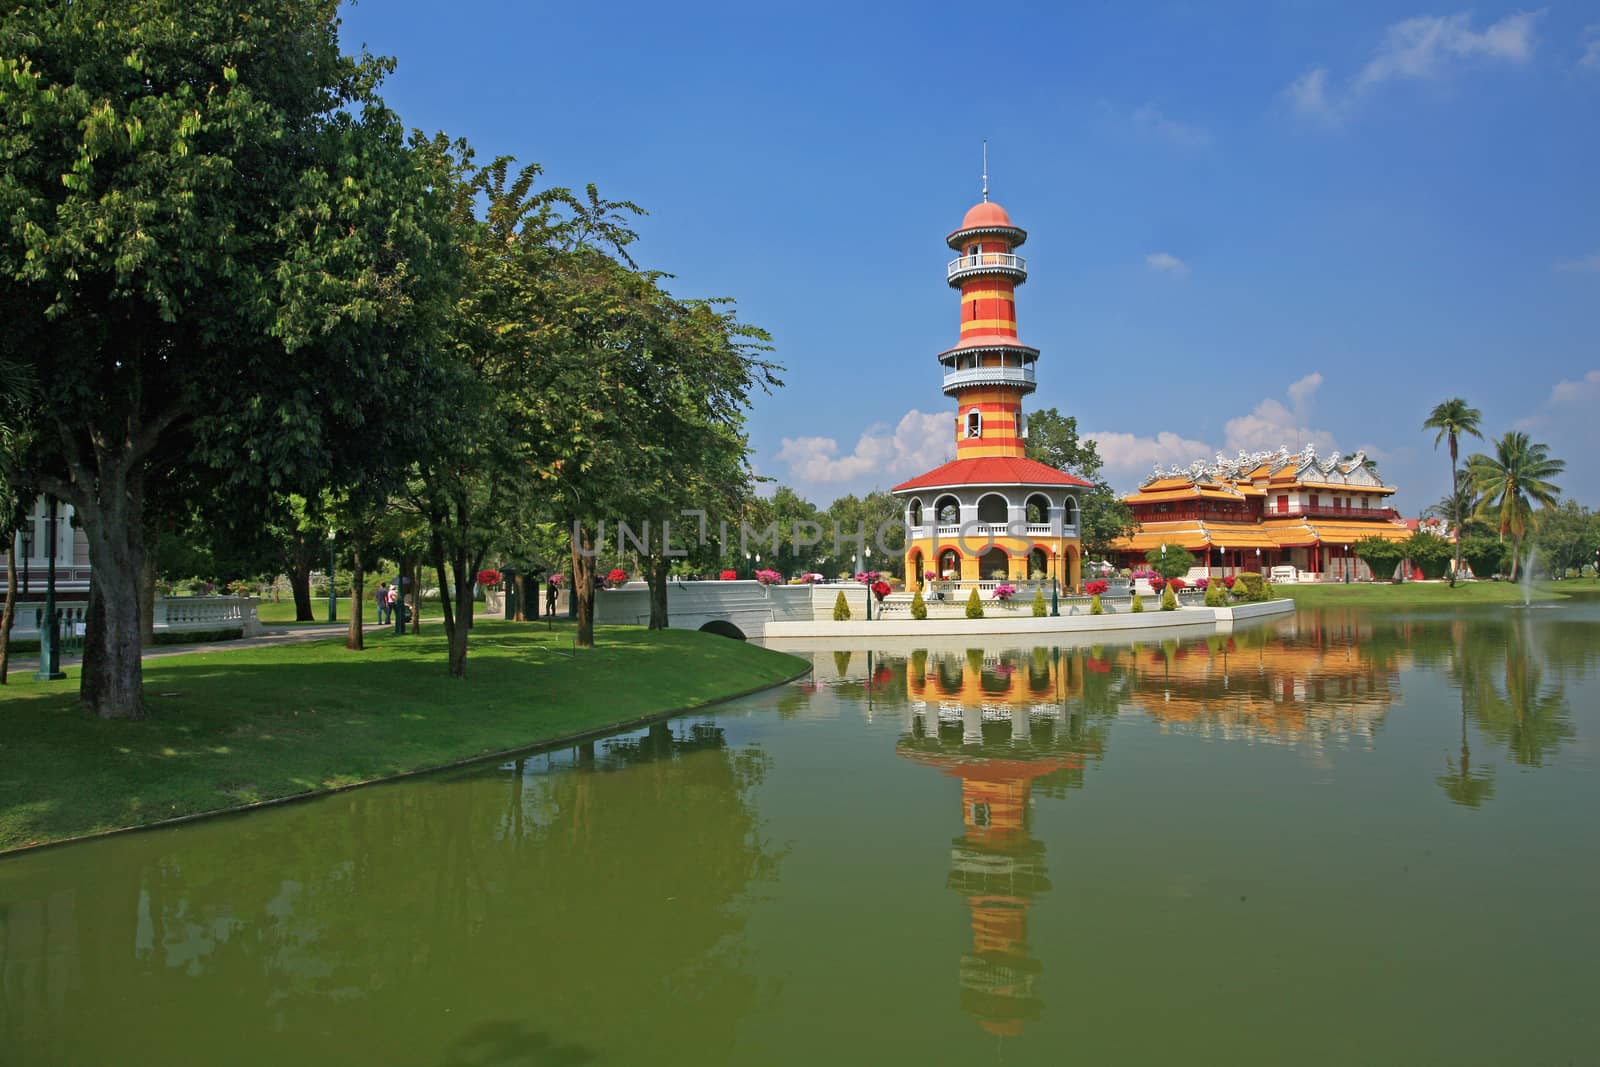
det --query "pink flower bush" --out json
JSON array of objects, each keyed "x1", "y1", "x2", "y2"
[
  {"x1": 855, "y1": 570, "x2": 881, "y2": 584},
  {"x1": 992, "y1": 584, "x2": 1017, "y2": 601},
  {"x1": 923, "y1": 570, "x2": 938, "y2": 582},
  {"x1": 1193, "y1": 577, "x2": 1209, "y2": 590},
  {"x1": 755, "y1": 568, "x2": 783, "y2": 586},
  {"x1": 800, "y1": 572, "x2": 824, "y2": 584}
]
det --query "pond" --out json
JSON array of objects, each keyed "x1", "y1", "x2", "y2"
[{"x1": 3, "y1": 599, "x2": 1598, "y2": 1064}]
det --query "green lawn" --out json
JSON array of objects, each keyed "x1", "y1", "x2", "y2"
[
  {"x1": 1278, "y1": 579, "x2": 1577, "y2": 608},
  {"x1": 0, "y1": 621, "x2": 807, "y2": 852}
]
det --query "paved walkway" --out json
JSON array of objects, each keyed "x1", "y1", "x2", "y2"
[{"x1": 7, "y1": 621, "x2": 392, "y2": 676}]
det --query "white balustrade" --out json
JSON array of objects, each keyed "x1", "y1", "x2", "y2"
[{"x1": 946, "y1": 251, "x2": 1027, "y2": 282}]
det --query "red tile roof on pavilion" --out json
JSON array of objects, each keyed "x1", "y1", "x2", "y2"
[{"x1": 891, "y1": 456, "x2": 1093, "y2": 493}]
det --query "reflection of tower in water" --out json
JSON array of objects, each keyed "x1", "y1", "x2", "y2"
[{"x1": 896, "y1": 646, "x2": 1093, "y2": 1038}]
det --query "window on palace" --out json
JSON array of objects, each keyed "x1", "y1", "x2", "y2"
[{"x1": 966, "y1": 409, "x2": 982, "y2": 437}]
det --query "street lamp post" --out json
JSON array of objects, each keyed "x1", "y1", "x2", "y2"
[
  {"x1": 1218, "y1": 544, "x2": 1226, "y2": 583},
  {"x1": 34, "y1": 497, "x2": 65, "y2": 681},
  {"x1": 326, "y1": 530, "x2": 337, "y2": 623},
  {"x1": 1343, "y1": 544, "x2": 1350, "y2": 584},
  {"x1": 864, "y1": 546, "x2": 873, "y2": 621}
]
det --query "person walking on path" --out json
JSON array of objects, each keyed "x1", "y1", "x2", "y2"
[
  {"x1": 375, "y1": 581, "x2": 390, "y2": 625},
  {"x1": 546, "y1": 577, "x2": 559, "y2": 616}
]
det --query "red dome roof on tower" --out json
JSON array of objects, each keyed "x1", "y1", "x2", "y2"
[{"x1": 960, "y1": 200, "x2": 1013, "y2": 230}]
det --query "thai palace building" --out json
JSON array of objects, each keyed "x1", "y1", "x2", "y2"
[
  {"x1": 1108, "y1": 446, "x2": 1412, "y2": 582},
  {"x1": 892, "y1": 180, "x2": 1090, "y2": 594}
]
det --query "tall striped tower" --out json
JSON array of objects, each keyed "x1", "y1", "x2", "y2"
[
  {"x1": 941, "y1": 197, "x2": 1037, "y2": 459},
  {"x1": 893, "y1": 172, "x2": 1090, "y2": 593}
]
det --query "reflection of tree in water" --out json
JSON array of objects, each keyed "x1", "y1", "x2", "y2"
[
  {"x1": 0, "y1": 719, "x2": 776, "y2": 1065},
  {"x1": 1452, "y1": 614, "x2": 1576, "y2": 771}
]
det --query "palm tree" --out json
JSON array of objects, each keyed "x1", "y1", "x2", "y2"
[
  {"x1": 1423, "y1": 399, "x2": 1483, "y2": 586},
  {"x1": 1468, "y1": 432, "x2": 1564, "y2": 581}
]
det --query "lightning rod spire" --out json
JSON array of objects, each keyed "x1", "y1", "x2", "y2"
[{"x1": 981, "y1": 140, "x2": 989, "y2": 202}]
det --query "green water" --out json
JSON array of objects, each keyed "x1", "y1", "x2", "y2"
[{"x1": 3, "y1": 602, "x2": 1598, "y2": 1065}]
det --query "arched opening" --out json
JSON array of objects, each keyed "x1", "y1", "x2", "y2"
[
  {"x1": 1062, "y1": 495, "x2": 1080, "y2": 528},
  {"x1": 980, "y1": 661, "x2": 1011, "y2": 696},
  {"x1": 938, "y1": 548, "x2": 961, "y2": 579},
  {"x1": 976, "y1": 493, "x2": 1009, "y2": 524},
  {"x1": 907, "y1": 498, "x2": 923, "y2": 528},
  {"x1": 1028, "y1": 547, "x2": 1050, "y2": 579},
  {"x1": 934, "y1": 494, "x2": 960, "y2": 526},
  {"x1": 907, "y1": 548, "x2": 925, "y2": 589},
  {"x1": 1028, "y1": 649, "x2": 1052, "y2": 695},
  {"x1": 965, "y1": 408, "x2": 982, "y2": 438},
  {"x1": 698, "y1": 620, "x2": 746, "y2": 641},
  {"x1": 980, "y1": 547, "x2": 1010, "y2": 580},
  {"x1": 1025, "y1": 493, "x2": 1051, "y2": 524}
]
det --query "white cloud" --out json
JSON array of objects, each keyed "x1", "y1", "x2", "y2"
[
  {"x1": 1284, "y1": 10, "x2": 1541, "y2": 124},
  {"x1": 1284, "y1": 67, "x2": 1337, "y2": 122},
  {"x1": 1084, "y1": 430, "x2": 1212, "y2": 488},
  {"x1": 776, "y1": 408, "x2": 953, "y2": 487},
  {"x1": 1582, "y1": 26, "x2": 1600, "y2": 70},
  {"x1": 1145, "y1": 251, "x2": 1190, "y2": 277},
  {"x1": 1224, "y1": 372, "x2": 1339, "y2": 454},
  {"x1": 1549, "y1": 369, "x2": 1600, "y2": 407},
  {"x1": 1130, "y1": 104, "x2": 1213, "y2": 149},
  {"x1": 1555, "y1": 251, "x2": 1600, "y2": 273}
]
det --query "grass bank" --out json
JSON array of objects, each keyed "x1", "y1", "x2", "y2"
[
  {"x1": 1279, "y1": 580, "x2": 1575, "y2": 608},
  {"x1": 0, "y1": 621, "x2": 807, "y2": 853}
]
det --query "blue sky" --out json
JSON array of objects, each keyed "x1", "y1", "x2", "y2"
[{"x1": 339, "y1": 2, "x2": 1599, "y2": 512}]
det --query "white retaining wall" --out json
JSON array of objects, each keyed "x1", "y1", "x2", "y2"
[{"x1": 8, "y1": 596, "x2": 263, "y2": 641}]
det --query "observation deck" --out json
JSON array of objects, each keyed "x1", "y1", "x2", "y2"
[{"x1": 946, "y1": 252, "x2": 1028, "y2": 286}]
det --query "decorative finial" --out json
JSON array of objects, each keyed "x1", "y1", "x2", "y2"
[{"x1": 981, "y1": 140, "x2": 989, "y2": 202}]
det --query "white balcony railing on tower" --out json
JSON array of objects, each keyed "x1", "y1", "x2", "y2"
[
  {"x1": 946, "y1": 252, "x2": 1027, "y2": 281},
  {"x1": 940, "y1": 364, "x2": 1035, "y2": 391}
]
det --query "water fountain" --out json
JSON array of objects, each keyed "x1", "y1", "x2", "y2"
[{"x1": 1519, "y1": 545, "x2": 1538, "y2": 607}]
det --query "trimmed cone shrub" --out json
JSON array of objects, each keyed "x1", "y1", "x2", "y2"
[
  {"x1": 910, "y1": 590, "x2": 928, "y2": 620},
  {"x1": 1232, "y1": 573, "x2": 1269, "y2": 603},
  {"x1": 966, "y1": 588, "x2": 985, "y2": 619},
  {"x1": 1090, "y1": 594, "x2": 1104, "y2": 615},
  {"x1": 833, "y1": 590, "x2": 851, "y2": 621},
  {"x1": 1130, "y1": 593, "x2": 1144, "y2": 613},
  {"x1": 1160, "y1": 585, "x2": 1178, "y2": 611},
  {"x1": 1205, "y1": 581, "x2": 1228, "y2": 608},
  {"x1": 1032, "y1": 589, "x2": 1047, "y2": 617}
]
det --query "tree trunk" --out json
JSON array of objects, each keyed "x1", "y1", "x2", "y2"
[
  {"x1": 1, "y1": 541, "x2": 16, "y2": 684},
  {"x1": 646, "y1": 552, "x2": 670, "y2": 630},
  {"x1": 1449, "y1": 449, "x2": 1461, "y2": 588},
  {"x1": 288, "y1": 558, "x2": 314, "y2": 623},
  {"x1": 346, "y1": 545, "x2": 365, "y2": 651},
  {"x1": 571, "y1": 520, "x2": 597, "y2": 648},
  {"x1": 74, "y1": 479, "x2": 149, "y2": 719},
  {"x1": 514, "y1": 573, "x2": 527, "y2": 622}
]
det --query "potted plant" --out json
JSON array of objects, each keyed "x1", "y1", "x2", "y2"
[
  {"x1": 477, "y1": 568, "x2": 504, "y2": 612},
  {"x1": 603, "y1": 568, "x2": 629, "y2": 590}
]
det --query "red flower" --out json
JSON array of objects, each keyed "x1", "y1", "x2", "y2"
[
  {"x1": 720, "y1": 569, "x2": 739, "y2": 581},
  {"x1": 871, "y1": 580, "x2": 891, "y2": 601},
  {"x1": 475, "y1": 568, "x2": 502, "y2": 589},
  {"x1": 604, "y1": 568, "x2": 629, "y2": 588}
]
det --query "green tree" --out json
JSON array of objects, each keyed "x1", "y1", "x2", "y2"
[
  {"x1": 1468, "y1": 432, "x2": 1564, "y2": 581},
  {"x1": 965, "y1": 588, "x2": 984, "y2": 619},
  {"x1": 1460, "y1": 535, "x2": 1509, "y2": 580},
  {"x1": 1146, "y1": 543, "x2": 1195, "y2": 580},
  {"x1": 1403, "y1": 531, "x2": 1454, "y2": 580},
  {"x1": 1423, "y1": 399, "x2": 1483, "y2": 586},
  {"x1": 1354, "y1": 536, "x2": 1406, "y2": 582},
  {"x1": 833, "y1": 590, "x2": 851, "y2": 621},
  {"x1": 0, "y1": 2, "x2": 456, "y2": 716},
  {"x1": 911, "y1": 589, "x2": 928, "y2": 620},
  {"x1": 1023, "y1": 407, "x2": 1133, "y2": 560},
  {"x1": 1532, "y1": 501, "x2": 1599, "y2": 578}
]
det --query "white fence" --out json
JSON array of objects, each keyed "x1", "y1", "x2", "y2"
[{"x1": 8, "y1": 596, "x2": 263, "y2": 641}]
